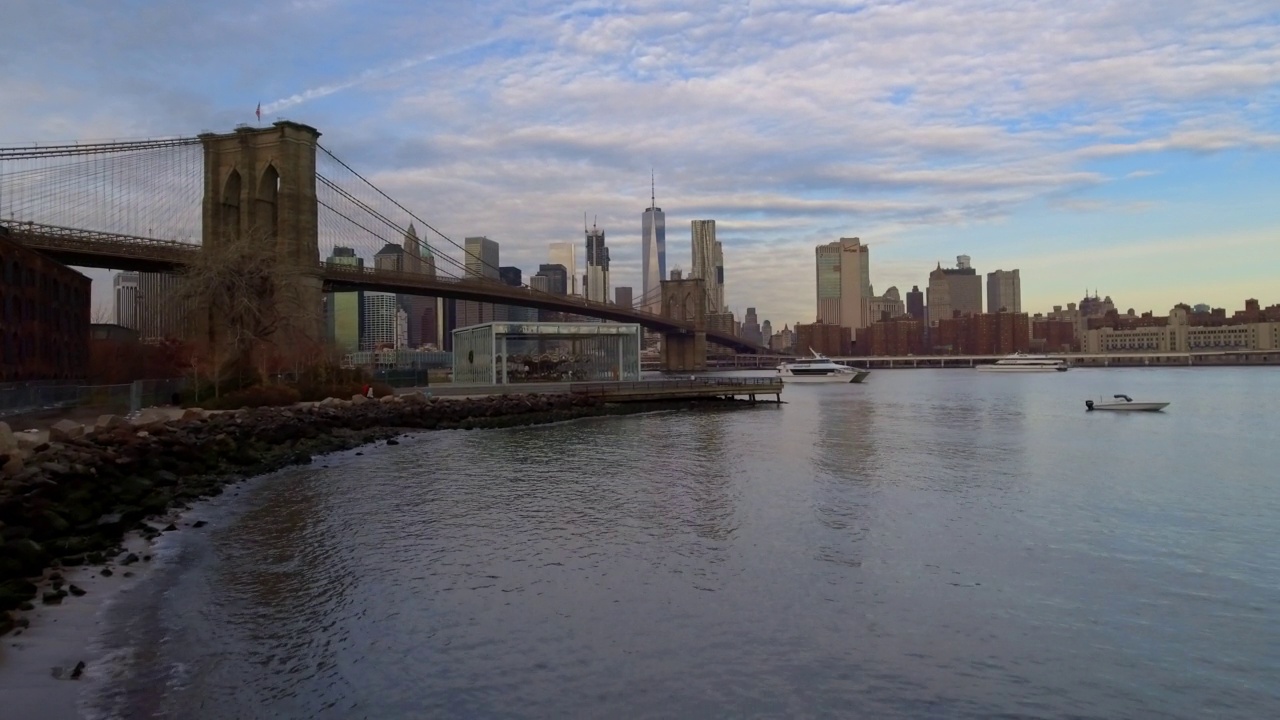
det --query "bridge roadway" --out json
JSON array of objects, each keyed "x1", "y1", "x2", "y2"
[{"x1": 1, "y1": 220, "x2": 764, "y2": 354}]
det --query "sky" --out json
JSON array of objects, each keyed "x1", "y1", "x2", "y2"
[{"x1": 3, "y1": 0, "x2": 1279, "y2": 328}]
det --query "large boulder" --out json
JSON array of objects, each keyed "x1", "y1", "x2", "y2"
[
  {"x1": 1, "y1": 454, "x2": 22, "y2": 477},
  {"x1": 14, "y1": 431, "x2": 44, "y2": 452},
  {"x1": 351, "y1": 394, "x2": 368, "y2": 405},
  {"x1": 95, "y1": 414, "x2": 128, "y2": 432},
  {"x1": 130, "y1": 409, "x2": 171, "y2": 428},
  {"x1": 49, "y1": 419, "x2": 85, "y2": 443},
  {"x1": 0, "y1": 422, "x2": 17, "y2": 455}
]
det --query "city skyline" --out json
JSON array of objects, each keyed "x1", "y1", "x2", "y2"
[{"x1": 4, "y1": 1, "x2": 1277, "y2": 325}]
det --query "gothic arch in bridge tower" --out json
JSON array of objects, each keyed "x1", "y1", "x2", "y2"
[
  {"x1": 254, "y1": 164, "x2": 279, "y2": 241},
  {"x1": 219, "y1": 169, "x2": 242, "y2": 244}
]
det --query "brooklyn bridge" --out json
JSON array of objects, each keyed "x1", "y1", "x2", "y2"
[{"x1": 0, "y1": 121, "x2": 766, "y2": 371}]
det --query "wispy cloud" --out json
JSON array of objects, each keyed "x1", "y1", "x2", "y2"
[
  {"x1": 3, "y1": 0, "x2": 1279, "y2": 323},
  {"x1": 261, "y1": 47, "x2": 478, "y2": 115}
]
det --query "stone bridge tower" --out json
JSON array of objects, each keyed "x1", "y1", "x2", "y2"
[
  {"x1": 660, "y1": 276, "x2": 708, "y2": 372},
  {"x1": 198, "y1": 121, "x2": 324, "y2": 348}
]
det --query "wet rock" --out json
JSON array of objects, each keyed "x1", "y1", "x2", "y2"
[
  {"x1": 192, "y1": 520, "x2": 207, "y2": 529},
  {"x1": 94, "y1": 415, "x2": 128, "y2": 432},
  {"x1": 68, "y1": 584, "x2": 86, "y2": 597},
  {"x1": 0, "y1": 421, "x2": 18, "y2": 454},
  {"x1": 163, "y1": 523, "x2": 177, "y2": 532},
  {"x1": 120, "y1": 553, "x2": 140, "y2": 566},
  {"x1": 42, "y1": 590, "x2": 65, "y2": 605},
  {"x1": 49, "y1": 420, "x2": 85, "y2": 443},
  {"x1": 1, "y1": 453, "x2": 23, "y2": 478},
  {"x1": 100, "y1": 568, "x2": 113, "y2": 577},
  {"x1": 71, "y1": 660, "x2": 86, "y2": 679},
  {"x1": 0, "y1": 579, "x2": 38, "y2": 611},
  {"x1": 385, "y1": 439, "x2": 400, "y2": 446}
]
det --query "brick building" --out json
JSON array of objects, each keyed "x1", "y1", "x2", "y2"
[
  {"x1": 867, "y1": 317, "x2": 927, "y2": 356},
  {"x1": 0, "y1": 229, "x2": 91, "y2": 382},
  {"x1": 1031, "y1": 318, "x2": 1077, "y2": 353},
  {"x1": 794, "y1": 322, "x2": 851, "y2": 356},
  {"x1": 933, "y1": 312, "x2": 1030, "y2": 355}
]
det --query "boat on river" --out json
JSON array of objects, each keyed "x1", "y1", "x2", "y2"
[
  {"x1": 1085, "y1": 395, "x2": 1169, "y2": 412},
  {"x1": 977, "y1": 352, "x2": 1070, "y2": 372},
  {"x1": 776, "y1": 349, "x2": 870, "y2": 384}
]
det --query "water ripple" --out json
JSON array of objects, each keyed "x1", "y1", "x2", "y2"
[{"x1": 88, "y1": 371, "x2": 1280, "y2": 719}]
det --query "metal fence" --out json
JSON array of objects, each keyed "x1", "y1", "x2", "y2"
[{"x1": 0, "y1": 378, "x2": 186, "y2": 419}]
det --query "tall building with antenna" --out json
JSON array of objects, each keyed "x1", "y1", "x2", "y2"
[
  {"x1": 584, "y1": 215, "x2": 610, "y2": 303},
  {"x1": 641, "y1": 172, "x2": 666, "y2": 313}
]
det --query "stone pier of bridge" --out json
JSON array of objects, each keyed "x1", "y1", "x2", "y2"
[
  {"x1": 659, "y1": 276, "x2": 708, "y2": 373},
  {"x1": 197, "y1": 121, "x2": 325, "y2": 349}
]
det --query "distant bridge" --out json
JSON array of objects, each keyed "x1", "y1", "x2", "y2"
[
  {"x1": 0, "y1": 219, "x2": 762, "y2": 353},
  {"x1": 0, "y1": 123, "x2": 768, "y2": 363}
]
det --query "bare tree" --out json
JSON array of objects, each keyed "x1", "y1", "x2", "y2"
[{"x1": 174, "y1": 225, "x2": 322, "y2": 395}]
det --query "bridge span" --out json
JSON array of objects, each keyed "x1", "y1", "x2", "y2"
[{"x1": 0, "y1": 219, "x2": 763, "y2": 355}]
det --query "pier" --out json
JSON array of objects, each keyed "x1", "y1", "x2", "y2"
[{"x1": 420, "y1": 377, "x2": 784, "y2": 403}]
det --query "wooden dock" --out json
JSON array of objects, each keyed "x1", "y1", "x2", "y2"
[{"x1": 569, "y1": 377, "x2": 783, "y2": 403}]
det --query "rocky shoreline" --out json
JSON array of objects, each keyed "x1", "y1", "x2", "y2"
[{"x1": 1, "y1": 390, "x2": 752, "y2": 632}]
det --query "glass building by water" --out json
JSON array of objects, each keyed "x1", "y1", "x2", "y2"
[{"x1": 452, "y1": 322, "x2": 642, "y2": 385}]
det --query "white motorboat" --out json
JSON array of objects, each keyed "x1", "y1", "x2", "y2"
[
  {"x1": 776, "y1": 349, "x2": 870, "y2": 384},
  {"x1": 976, "y1": 352, "x2": 1070, "y2": 372},
  {"x1": 1085, "y1": 395, "x2": 1170, "y2": 412}
]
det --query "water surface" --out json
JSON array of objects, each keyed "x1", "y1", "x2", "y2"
[{"x1": 88, "y1": 368, "x2": 1280, "y2": 719}]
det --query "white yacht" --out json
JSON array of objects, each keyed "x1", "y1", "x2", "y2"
[
  {"x1": 976, "y1": 353, "x2": 1070, "y2": 372},
  {"x1": 1086, "y1": 395, "x2": 1170, "y2": 412},
  {"x1": 776, "y1": 349, "x2": 870, "y2": 384}
]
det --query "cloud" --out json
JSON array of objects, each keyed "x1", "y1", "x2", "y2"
[{"x1": 3, "y1": 0, "x2": 1279, "y2": 326}]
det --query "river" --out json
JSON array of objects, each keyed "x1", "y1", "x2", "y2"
[{"x1": 83, "y1": 367, "x2": 1280, "y2": 719}]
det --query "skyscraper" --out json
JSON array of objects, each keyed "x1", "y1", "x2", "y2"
[
  {"x1": 691, "y1": 220, "x2": 724, "y2": 313},
  {"x1": 500, "y1": 266, "x2": 536, "y2": 350},
  {"x1": 133, "y1": 273, "x2": 188, "y2": 341},
  {"x1": 113, "y1": 271, "x2": 139, "y2": 330},
  {"x1": 987, "y1": 269, "x2": 1022, "y2": 313},
  {"x1": 324, "y1": 247, "x2": 364, "y2": 352},
  {"x1": 401, "y1": 223, "x2": 437, "y2": 348},
  {"x1": 906, "y1": 285, "x2": 925, "y2": 320},
  {"x1": 815, "y1": 237, "x2": 872, "y2": 340},
  {"x1": 743, "y1": 307, "x2": 762, "y2": 346},
  {"x1": 615, "y1": 286, "x2": 633, "y2": 308},
  {"x1": 584, "y1": 219, "x2": 610, "y2": 303},
  {"x1": 362, "y1": 292, "x2": 400, "y2": 349},
  {"x1": 456, "y1": 236, "x2": 500, "y2": 328},
  {"x1": 534, "y1": 263, "x2": 569, "y2": 325},
  {"x1": 927, "y1": 256, "x2": 983, "y2": 324},
  {"x1": 549, "y1": 242, "x2": 578, "y2": 296},
  {"x1": 641, "y1": 173, "x2": 666, "y2": 313}
]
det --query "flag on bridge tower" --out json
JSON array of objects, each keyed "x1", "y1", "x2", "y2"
[{"x1": 255, "y1": 102, "x2": 261, "y2": 122}]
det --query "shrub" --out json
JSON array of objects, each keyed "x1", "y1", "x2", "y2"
[
  {"x1": 203, "y1": 384, "x2": 302, "y2": 410},
  {"x1": 296, "y1": 381, "x2": 394, "y2": 402}
]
